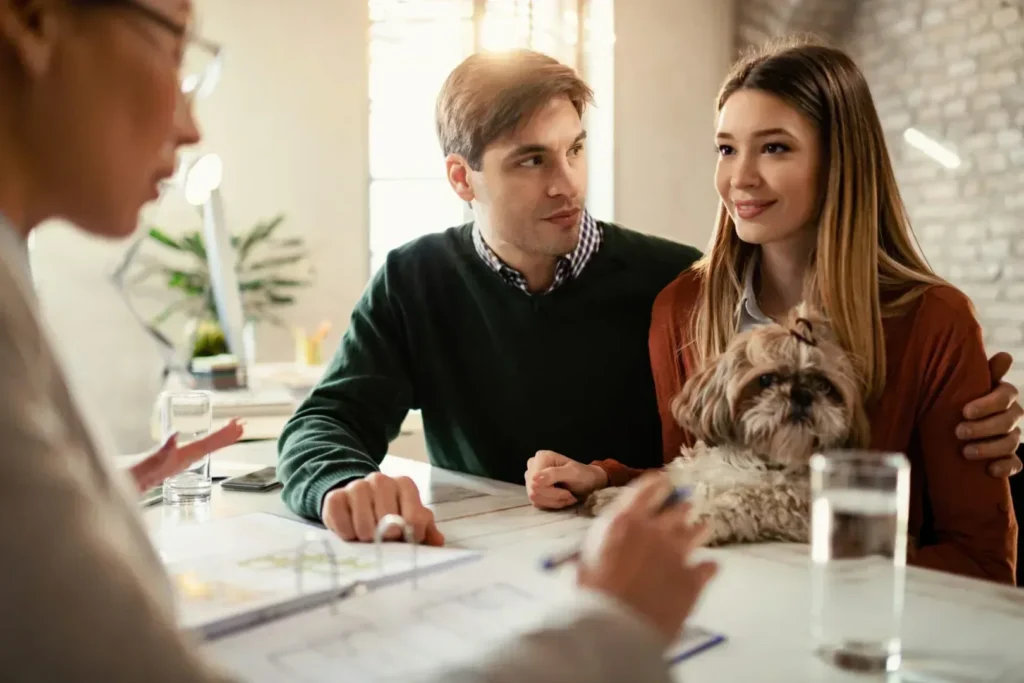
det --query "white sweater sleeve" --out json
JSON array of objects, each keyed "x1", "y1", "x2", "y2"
[
  {"x1": 422, "y1": 589, "x2": 674, "y2": 683},
  {"x1": 0, "y1": 262, "x2": 238, "y2": 683}
]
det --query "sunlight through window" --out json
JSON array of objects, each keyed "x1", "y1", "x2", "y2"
[{"x1": 367, "y1": 0, "x2": 604, "y2": 276}]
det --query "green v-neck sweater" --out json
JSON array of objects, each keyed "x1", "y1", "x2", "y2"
[{"x1": 277, "y1": 222, "x2": 701, "y2": 520}]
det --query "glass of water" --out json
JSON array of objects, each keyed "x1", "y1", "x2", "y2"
[
  {"x1": 159, "y1": 390, "x2": 213, "y2": 505},
  {"x1": 809, "y1": 450, "x2": 911, "y2": 674}
]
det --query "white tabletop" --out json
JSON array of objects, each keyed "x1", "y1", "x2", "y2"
[{"x1": 142, "y1": 441, "x2": 1024, "y2": 683}]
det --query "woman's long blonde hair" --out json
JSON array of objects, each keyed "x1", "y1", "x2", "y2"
[{"x1": 692, "y1": 38, "x2": 947, "y2": 403}]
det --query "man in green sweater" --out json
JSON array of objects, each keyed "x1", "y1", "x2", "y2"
[
  {"x1": 278, "y1": 49, "x2": 1023, "y2": 545},
  {"x1": 278, "y1": 49, "x2": 699, "y2": 542}
]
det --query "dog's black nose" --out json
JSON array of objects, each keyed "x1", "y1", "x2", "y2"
[{"x1": 791, "y1": 386, "x2": 813, "y2": 408}]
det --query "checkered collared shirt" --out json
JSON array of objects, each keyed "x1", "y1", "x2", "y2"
[{"x1": 472, "y1": 209, "x2": 603, "y2": 295}]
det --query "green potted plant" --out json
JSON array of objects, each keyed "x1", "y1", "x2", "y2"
[{"x1": 129, "y1": 213, "x2": 312, "y2": 362}]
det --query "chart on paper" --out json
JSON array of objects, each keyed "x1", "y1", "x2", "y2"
[
  {"x1": 267, "y1": 582, "x2": 539, "y2": 681},
  {"x1": 155, "y1": 513, "x2": 478, "y2": 636},
  {"x1": 205, "y1": 556, "x2": 724, "y2": 682}
]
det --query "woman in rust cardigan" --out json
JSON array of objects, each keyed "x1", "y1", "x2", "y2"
[{"x1": 601, "y1": 40, "x2": 1017, "y2": 584}]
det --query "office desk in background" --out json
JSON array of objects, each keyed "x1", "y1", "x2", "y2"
[{"x1": 151, "y1": 362, "x2": 428, "y2": 461}]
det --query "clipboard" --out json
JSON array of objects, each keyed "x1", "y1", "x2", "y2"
[
  {"x1": 198, "y1": 519, "x2": 727, "y2": 682},
  {"x1": 162, "y1": 512, "x2": 478, "y2": 641}
]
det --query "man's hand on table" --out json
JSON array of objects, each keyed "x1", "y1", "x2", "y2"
[
  {"x1": 321, "y1": 473, "x2": 445, "y2": 546},
  {"x1": 525, "y1": 450, "x2": 609, "y2": 510}
]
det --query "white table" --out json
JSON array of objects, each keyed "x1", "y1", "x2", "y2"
[{"x1": 144, "y1": 441, "x2": 1024, "y2": 682}]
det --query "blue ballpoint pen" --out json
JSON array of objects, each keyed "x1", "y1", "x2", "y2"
[{"x1": 540, "y1": 485, "x2": 691, "y2": 571}]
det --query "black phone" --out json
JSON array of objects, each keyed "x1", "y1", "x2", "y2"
[{"x1": 220, "y1": 466, "x2": 281, "y2": 492}]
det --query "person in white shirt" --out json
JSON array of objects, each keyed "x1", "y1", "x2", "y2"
[{"x1": 0, "y1": 1, "x2": 715, "y2": 681}]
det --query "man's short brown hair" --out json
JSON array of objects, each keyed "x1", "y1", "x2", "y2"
[{"x1": 435, "y1": 49, "x2": 594, "y2": 170}]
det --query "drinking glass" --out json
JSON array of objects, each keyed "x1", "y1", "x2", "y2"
[
  {"x1": 809, "y1": 450, "x2": 911, "y2": 674},
  {"x1": 159, "y1": 390, "x2": 214, "y2": 504}
]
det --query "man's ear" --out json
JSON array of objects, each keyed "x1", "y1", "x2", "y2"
[
  {"x1": 0, "y1": 0, "x2": 64, "y2": 77},
  {"x1": 445, "y1": 153, "x2": 475, "y2": 203}
]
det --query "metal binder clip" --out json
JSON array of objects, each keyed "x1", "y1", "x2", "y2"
[
  {"x1": 294, "y1": 531, "x2": 343, "y2": 614},
  {"x1": 374, "y1": 513, "x2": 419, "y2": 589}
]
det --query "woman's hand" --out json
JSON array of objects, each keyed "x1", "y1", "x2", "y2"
[
  {"x1": 525, "y1": 450, "x2": 609, "y2": 509},
  {"x1": 578, "y1": 474, "x2": 718, "y2": 643},
  {"x1": 130, "y1": 419, "x2": 244, "y2": 493}
]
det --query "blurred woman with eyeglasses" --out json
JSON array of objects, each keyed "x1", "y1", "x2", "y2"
[{"x1": 0, "y1": 1, "x2": 242, "y2": 680}]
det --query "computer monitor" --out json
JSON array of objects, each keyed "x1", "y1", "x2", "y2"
[{"x1": 183, "y1": 153, "x2": 249, "y2": 382}]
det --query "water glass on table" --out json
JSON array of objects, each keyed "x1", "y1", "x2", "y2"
[
  {"x1": 159, "y1": 390, "x2": 214, "y2": 505},
  {"x1": 809, "y1": 450, "x2": 911, "y2": 674}
]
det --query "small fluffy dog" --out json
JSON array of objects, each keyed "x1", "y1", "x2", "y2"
[{"x1": 583, "y1": 305, "x2": 869, "y2": 546}]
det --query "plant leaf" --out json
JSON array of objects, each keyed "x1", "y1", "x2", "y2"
[
  {"x1": 266, "y1": 291, "x2": 295, "y2": 305},
  {"x1": 238, "y1": 214, "x2": 285, "y2": 262},
  {"x1": 244, "y1": 253, "x2": 307, "y2": 272},
  {"x1": 268, "y1": 278, "x2": 311, "y2": 288},
  {"x1": 181, "y1": 232, "x2": 207, "y2": 260},
  {"x1": 238, "y1": 279, "x2": 270, "y2": 291},
  {"x1": 148, "y1": 227, "x2": 183, "y2": 250},
  {"x1": 150, "y1": 297, "x2": 194, "y2": 326},
  {"x1": 127, "y1": 265, "x2": 176, "y2": 287},
  {"x1": 166, "y1": 270, "x2": 208, "y2": 296}
]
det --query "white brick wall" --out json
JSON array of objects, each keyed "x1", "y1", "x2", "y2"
[{"x1": 738, "y1": 0, "x2": 1024, "y2": 389}]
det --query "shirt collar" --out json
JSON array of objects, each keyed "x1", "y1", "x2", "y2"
[
  {"x1": 0, "y1": 212, "x2": 33, "y2": 292},
  {"x1": 472, "y1": 208, "x2": 602, "y2": 294},
  {"x1": 737, "y1": 253, "x2": 773, "y2": 331},
  {"x1": 565, "y1": 209, "x2": 601, "y2": 279}
]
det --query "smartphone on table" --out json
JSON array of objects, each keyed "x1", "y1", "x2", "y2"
[{"x1": 220, "y1": 466, "x2": 281, "y2": 492}]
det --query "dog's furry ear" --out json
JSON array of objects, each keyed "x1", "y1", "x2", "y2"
[
  {"x1": 671, "y1": 349, "x2": 737, "y2": 445},
  {"x1": 791, "y1": 302, "x2": 871, "y2": 448},
  {"x1": 846, "y1": 391, "x2": 872, "y2": 448}
]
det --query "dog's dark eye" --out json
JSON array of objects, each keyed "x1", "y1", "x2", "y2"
[
  {"x1": 808, "y1": 374, "x2": 839, "y2": 397},
  {"x1": 759, "y1": 373, "x2": 777, "y2": 389}
]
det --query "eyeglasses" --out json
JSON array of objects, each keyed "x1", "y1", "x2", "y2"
[
  {"x1": 88, "y1": 0, "x2": 224, "y2": 102},
  {"x1": 179, "y1": 32, "x2": 223, "y2": 102}
]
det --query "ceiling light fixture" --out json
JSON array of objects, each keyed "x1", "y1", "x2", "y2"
[{"x1": 903, "y1": 127, "x2": 962, "y2": 169}]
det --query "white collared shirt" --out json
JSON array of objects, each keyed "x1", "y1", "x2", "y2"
[{"x1": 737, "y1": 256, "x2": 773, "y2": 333}]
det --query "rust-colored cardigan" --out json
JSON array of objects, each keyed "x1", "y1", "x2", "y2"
[{"x1": 593, "y1": 269, "x2": 1018, "y2": 585}]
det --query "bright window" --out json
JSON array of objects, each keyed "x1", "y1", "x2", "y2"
[{"x1": 367, "y1": 0, "x2": 612, "y2": 275}]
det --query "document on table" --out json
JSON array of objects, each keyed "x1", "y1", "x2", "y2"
[
  {"x1": 153, "y1": 513, "x2": 478, "y2": 639},
  {"x1": 203, "y1": 554, "x2": 725, "y2": 682}
]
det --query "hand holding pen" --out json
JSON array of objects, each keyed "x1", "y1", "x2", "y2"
[
  {"x1": 542, "y1": 484, "x2": 691, "y2": 570},
  {"x1": 571, "y1": 475, "x2": 719, "y2": 644}
]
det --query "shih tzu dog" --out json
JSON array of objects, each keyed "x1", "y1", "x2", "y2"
[{"x1": 583, "y1": 305, "x2": 869, "y2": 546}]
